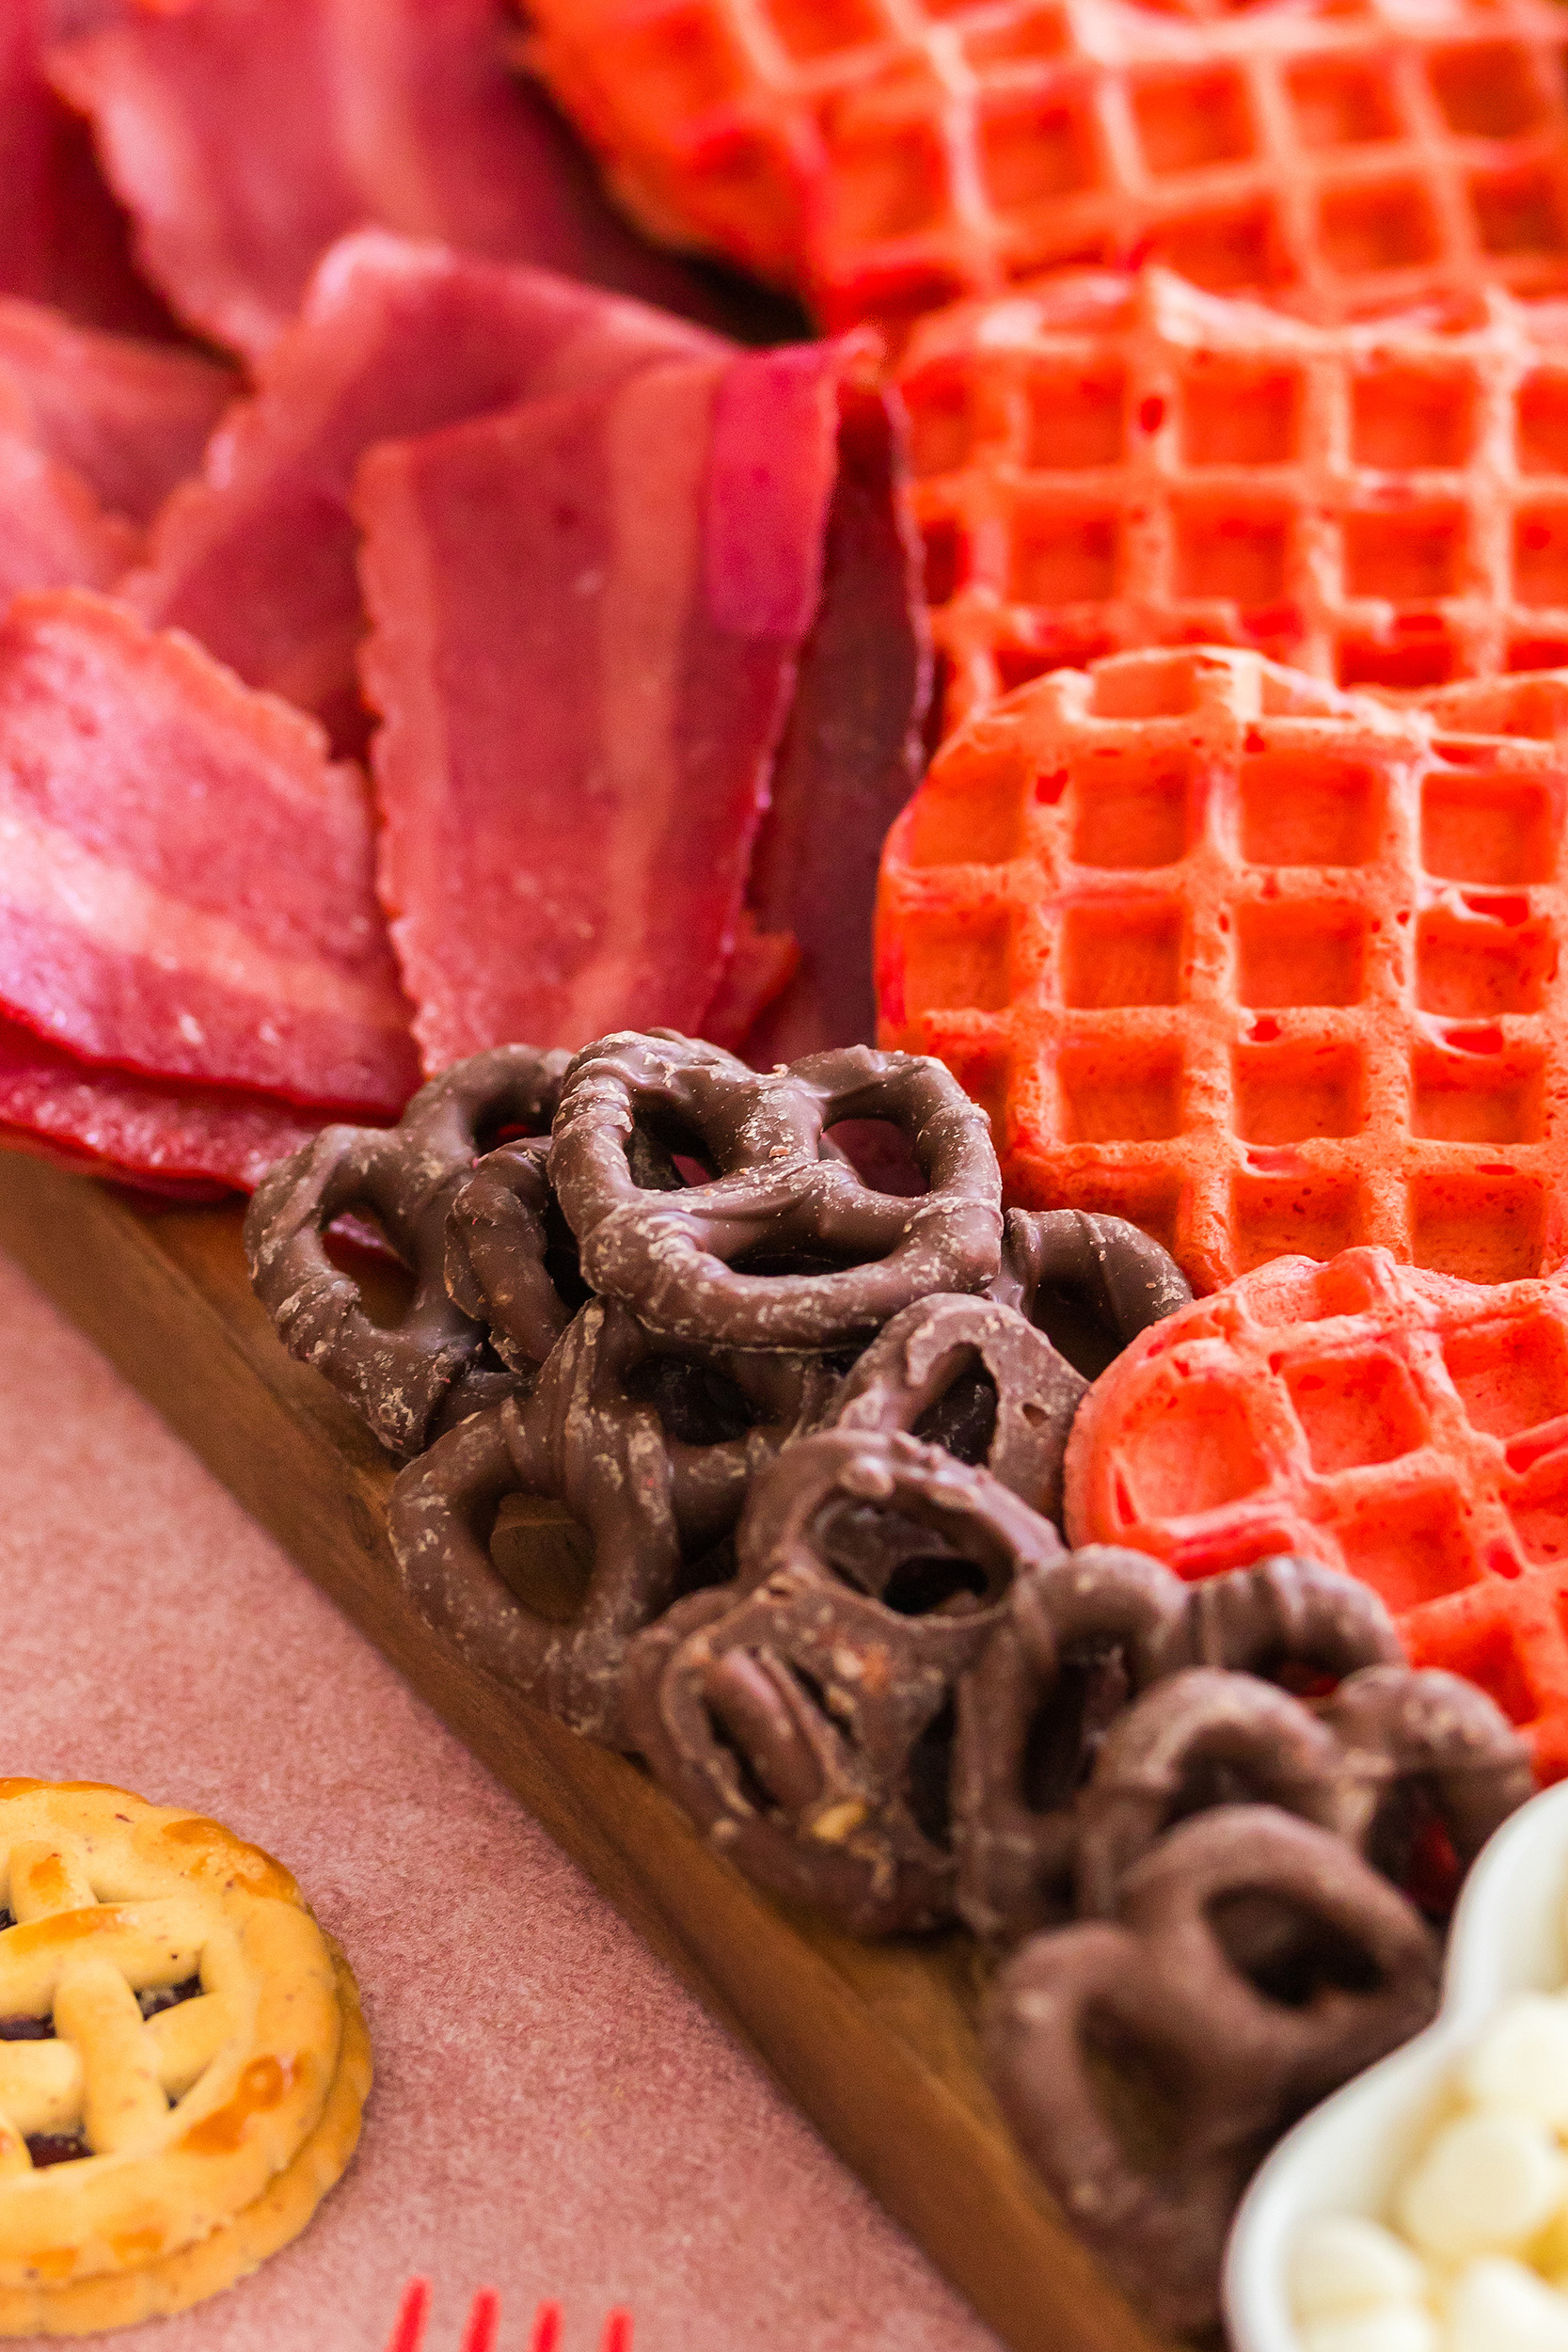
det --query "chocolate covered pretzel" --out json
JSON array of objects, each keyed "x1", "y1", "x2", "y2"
[
  {"x1": 244, "y1": 1044, "x2": 568, "y2": 1456},
  {"x1": 388, "y1": 1295, "x2": 834, "y2": 1743},
  {"x1": 990, "y1": 1208, "x2": 1192, "y2": 1380},
  {"x1": 623, "y1": 1428, "x2": 1062, "y2": 1931},
  {"x1": 985, "y1": 1806, "x2": 1442, "y2": 2337},
  {"x1": 444, "y1": 1140, "x2": 583, "y2": 1372},
  {"x1": 828, "y1": 1293, "x2": 1087, "y2": 1524},
  {"x1": 550, "y1": 1031, "x2": 1003, "y2": 1350}
]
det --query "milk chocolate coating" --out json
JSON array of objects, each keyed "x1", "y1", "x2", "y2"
[
  {"x1": 388, "y1": 1295, "x2": 836, "y2": 1744},
  {"x1": 623, "y1": 1428, "x2": 1064, "y2": 1931},
  {"x1": 244, "y1": 1044, "x2": 568, "y2": 1457},
  {"x1": 953, "y1": 1546, "x2": 1188, "y2": 1940},
  {"x1": 444, "y1": 1139, "x2": 581, "y2": 1372},
  {"x1": 984, "y1": 1806, "x2": 1442, "y2": 2337},
  {"x1": 1177, "y1": 1553, "x2": 1404, "y2": 1684},
  {"x1": 990, "y1": 1208, "x2": 1191, "y2": 1380},
  {"x1": 829, "y1": 1294, "x2": 1087, "y2": 1524},
  {"x1": 551, "y1": 1031, "x2": 1003, "y2": 1350},
  {"x1": 1322, "y1": 1663, "x2": 1534, "y2": 1875}
]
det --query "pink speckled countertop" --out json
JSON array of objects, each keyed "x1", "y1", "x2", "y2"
[{"x1": 0, "y1": 1248, "x2": 1003, "y2": 2352}]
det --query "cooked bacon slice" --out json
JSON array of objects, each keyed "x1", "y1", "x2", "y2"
[
  {"x1": 0, "y1": 296, "x2": 234, "y2": 523},
  {"x1": 356, "y1": 339, "x2": 915, "y2": 1066},
  {"x1": 0, "y1": 3, "x2": 52, "y2": 303},
  {"x1": 0, "y1": 589, "x2": 418, "y2": 1115},
  {"x1": 47, "y1": 0, "x2": 733, "y2": 359},
  {"x1": 0, "y1": 395, "x2": 134, "y2": 601},
  {"x1": 700, "y1": 912, "x2": 800, "y2": 1056},
  {"x1": 125, "y1": 230, "x2": 719, "y2": 749},
  {"x1": 0, "y1": 1013, "x2": 320, "y2": 1197}
]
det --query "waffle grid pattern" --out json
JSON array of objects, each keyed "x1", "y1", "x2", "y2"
[
  {"x1": 520, "y1": 0, "x2": 1568, "y2": 330},
  {"x1": 1064, "y1": 1248, "x2": 1568, "y2": 1777},
  {"x1": 897, "y1": 271, "x2": 1568, "y2": 741},
  {"x1": 877, "y1": 646, "x2": 1568, "y2": 1293}
]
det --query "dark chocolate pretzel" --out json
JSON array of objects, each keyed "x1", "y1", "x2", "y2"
[
  {"x1": 388, "y1": 1295, "x2": 833, "y2": 1743},
  {"x1": 828, "y1": 1294, "x2": 1087, "y2": 1523},
  {"x1": 990, "y1": 1208, "x2": 1191, "y2": 1379},
  {"x1": 953, "y1": 1546, "x2": 1189, "y2": 1941},
  {"x1": 1322, "y1": 1663, "x2": 1533, "y2": 1876},
  {"x1": 244, "y1": 1044, "x2": 569, "y2": 1456},
  {"x1": 1176, "y1": 1554, "x2": 1404, "y2": 1685},
  {"x1": 551, "y1": 1031, "x2": 1002, "y2": 1350},
  {"x1": 984, "y1": 1806, "x2": 1441, "y2": 2337}
]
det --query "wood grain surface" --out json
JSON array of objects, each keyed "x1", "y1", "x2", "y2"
[{"x1": 0, "y1": 1145, "x2": 1176, "y2": 2352}]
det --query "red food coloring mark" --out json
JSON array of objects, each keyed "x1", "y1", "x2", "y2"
[
  {"x1": 1035, "y1": 766, "x2": 1069, "y2": 803},
  {"x1": 1477, "y1": 1163, "x2": 1518, "y2": 1176},
  {"x1": 601, "y1": 2316, "x2": 635, "y2": 2352},
  {"x1": 1444, "y1": 1025, "x2": 1504, "y2": 1054},
  {"x1": 1244, "y1": 728, "x2": 1266, "y2": 754},
  {"x1": 1137, "y1": 394, "x2": 1165, "y2": 433},
  {"x1": 1524, "y1": 520, "x2": 1554, "y2": 552},
  {"x1": 1485, "y1": 1538, "x2": 1525, "y2": 1580},
  {"x1": 1242, "y1": 603, "x2": 1305, "y2": 646},
  {"x1": 1250, "y1": 1017, "x2": 1280, "y2": 1041},
  {"x1": 459, "y1": 2291, "x2": 500, "y2": 2352},
  {"x1": 1464, "y1": 894, "x2": 1529, "y2": 925},
  {"x1": 530, "y1": 2308, "x2": 562, "y2": 2352},
  {"x1": 1397, "y1": 910, "x2": 1411, "y2": 925}
]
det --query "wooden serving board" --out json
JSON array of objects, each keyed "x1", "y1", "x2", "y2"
[{"x1": 0, "y1": 1146, "x2": 1174, "y2": 2352}]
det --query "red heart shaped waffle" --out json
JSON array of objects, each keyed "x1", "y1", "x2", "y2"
[
  {"x1": 1063, "y1": 1244, "x2": 1568, "y2": 1776},
  {"x1": 897, "y1": 270, "x2": 1568, "y2": 742},
  {"x1": 520, "y1": 0, "x2": 1568, "y2": 332},
  {"x1": 878, "y1": 645, "x2": 1568, "y2": 1292}
]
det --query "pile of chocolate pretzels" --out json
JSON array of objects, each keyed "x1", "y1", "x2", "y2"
[{"x1": 244, "y1": 1030, "x2": 1532, "y2": 2333}]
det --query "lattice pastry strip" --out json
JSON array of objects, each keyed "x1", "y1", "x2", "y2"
[
  {"x1": 519, "y1": 0, "x2": 1568, "y2": 332},
  {"x1": 878, "y1": 644, "x2": 1568, "y2": 1292},
  {"x1": 1063, "y1": 1247, "x2": 1568, "y2": 1777},
  {"x1": 895, "y1": 269, "x2": 1568, "y2": 743},
  {"x1": 0, "y1": 1782, "x2": 369, "y2": 2336}
]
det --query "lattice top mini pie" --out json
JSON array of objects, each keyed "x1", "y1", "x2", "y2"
[
  {"x1": 877, "y1": 644, "x2": 1568, "y2": 1293},
  {"x1": 0, "y1": 1779, "x2": 369, "y2": 2337},
  {"x1": 520, "y1": 0, "x2": 1568, "y2": 332}
]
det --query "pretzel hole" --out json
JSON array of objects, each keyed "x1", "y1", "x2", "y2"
[
  {"x1": 0, "y1": 2014, "x2": 52, "y2": 2041},
  {"x1": 323, "y1": 1214, "x2": 419, "y2": 1327},
  {"x1": 1079, "y1": 2017, "x2": 1183, "y2": 2176},
  {"x1": 626, "y1": 1357, "x2": 758, "y2": 1448},
  {"x1": 626, "y1": 1120, "x2": 719, "y2": 1192},
  {"x1": 703, "y1": 1658, "x2": 826, "y2": 1815},
  {"x1": 1204, "y1": 1890, "x2": 1385, "y2": 2009},
  {"x1": 139, "y1": 1977, "x2": 202, "y2": 2020},
  {"x1": 1022, "y1": 1648, "x2": 1132, "y2": 1810},
  {"x1": 731, "y1": 1237, "x2": 893, "y2": 1280},
  {"x1": 907, "y1": 1695, "x2": 958, "y2": 1847},
  {"x1": 823, "y1": 1119, "x2": 928, "y2": 1197},
  {"x1": 911, "y1": 1359, "x2": 1000, "y2": 1466},
  {"x1": 1026, "y1": 1279, "x2": 1136, "y2": 1381},
  {"x1": 489, "y1": 1496, "x2": 595, "y2": 1625},
  {"x1": 1363, "y1": 1784, "x2": 1463, "y2": 1920},
  {"x1": 27, "y1": 2134, "x2": 89, "y2": 2169},
  {"x1": 812, "y1": 1499, "x2": 1005, "y2": 1616}
]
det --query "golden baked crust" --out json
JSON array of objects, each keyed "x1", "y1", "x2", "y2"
[{"x1": 0, "y1": 1783, "x2": 371, "y2": 2334}]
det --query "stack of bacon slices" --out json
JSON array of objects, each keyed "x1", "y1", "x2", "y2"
[{"x1": 0, "y1": 0, "x2": 928, "y2": 1198}]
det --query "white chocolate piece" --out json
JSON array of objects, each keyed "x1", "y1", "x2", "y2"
[
  {"x1": 1296, "y1": 2310, "x2": 1439, "y2": 2352},
  {"x1": 1398, "y1": 2114, "x2": 1568, "y2": 2260},
  {"x1": 1462, "y1": 1997, "x2": 1568, "y2": 2131},
  {"x1": 1444, "y1": 2257, "x2": 1568, "y2": 2352},
  {"x1": 1291, "y1": 2217, "x2": 1431, "y2": 2318}
]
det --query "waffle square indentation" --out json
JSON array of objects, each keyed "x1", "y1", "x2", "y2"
[
  {"x1": 1416, "y1": 904, "x2": 1552, "y2": 1015},
  {"x1": 1445, "y1": 1315, "x2": 1568, "y2": 1439},
  {"x1": 623, "y1": 8, "x2": 744, "y2": 115},
  {"x1": 1511, "y1": 1454, "x2": 1568, "y2": 1564},
  {"x1": 901, "y1": 912, "x2": 1012, "y2": 1014},
  {"x1": 1234, "y1": 1041, "x2": 1362, "y2": 1144},
  {"x1": 904, "y1": 364, "x2": 976, "y2": 477},
  {"x1": 1148, "y1": 202, "x2": 1282, "y2": 294},
  {"x1": 1072, "y1": 754, "x2": 1192, "y2": 868},
  {"x1": 1338, "y1": 1488, "x2": 1482, "y2": 1610},
  {"x1": 1233, "y1": 1169, "x2": 1364, "y2": 1272},
  {"x1": 1235, "y1": 902, "x2": 1367, "y2": 1008},
  {"x1": 1240, "y1": 753, "x2": 1379, "y2": 866},
  {"x1": 1428, "y1": 42, "x2": 1550, "y2": 137},
  {"x1": 1132, "y1": 70, "x2": 1254, "y2": 176},
  {"x1": 1319, "y1": 182, "x2": 1440, "y2": 277},
  {"x1": 1174, "y1": 504, "x2": 1289, "y2": 604},
  {"x1": 981, "y1": 98, "x2": 1098, "y2": 210},
  {"x1": 1515, "y1": 508, "x2": 1568, "y2": 606},
  {"x1": 1422, "y1": 772, "x2": 1555, "y2": 883},
  {"x1": 1518, "y1": 372, "x2": 1568, "y2": 476},
  {"x1": 1118, "y1": 1377, "x2": 1268, "y2": 1519},
  {"x1": 1022, "y1": 365, "x2": 1125, "y2": 469},
  {"x1": 1009, "y1": 506, "x2": 1120, "y2": 603},
  {"x1": 1061, "y1": 901, "x2": 1181, "y2": 1006},
  {"x1": 1411, "y1": 1051, "x2": 1541, "y2": 1144},
  {"x1": 1344, "y1": 508, "x2": 1464, "y2": 600},
  {"x1": 1288, "y1": 1352, "x2": 1428, "y2": 1473},
  {"x1": 1058, "y1": 1041, "x2": 1181, "y2": 1142},
  {"x1": 1286, "y1": 59, "x2": 1401, "y2": 151},
  {"x1": 1470, "y1": 167, "x2": 1568, "y2": 258},
  {"x1": 904, "y1": 749, "x2": 1026, "y2": 867},
  {"x1": 1410, "y1": 1170, "x2": 1545, "y2": 1283},
  {"x1": 1352, "y1": 368, "x2": 1473, "y2": 469},
  {"x1": 832, "y1": 121, "x2": 950, "y2": 242},
  {"x1": 1180, "y1": 365, "x2": 1301, "y2": 467},
  {"x1": 1338, "y1": 634, "x2": 1457, "y2": 691}
]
